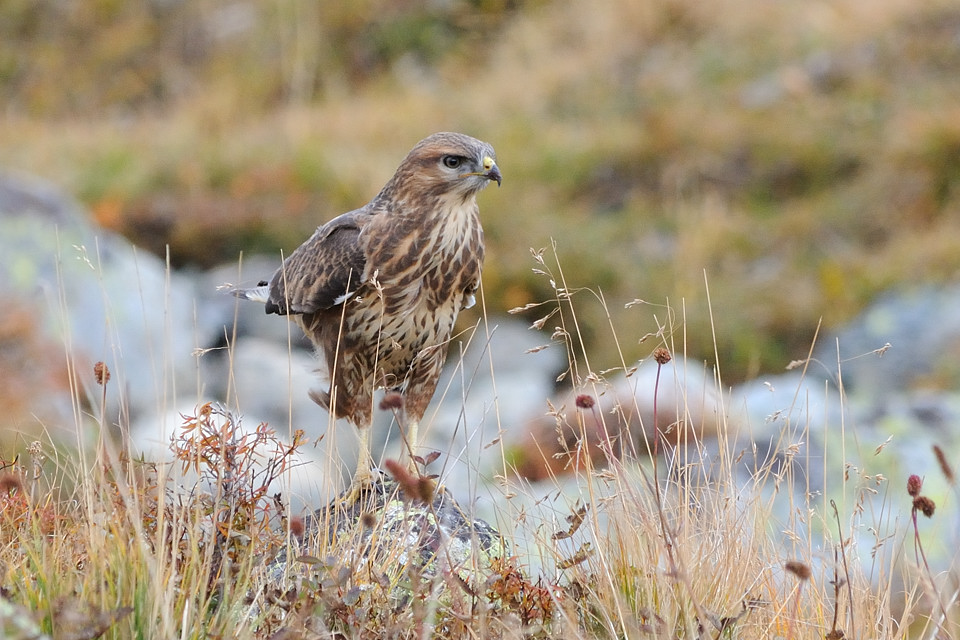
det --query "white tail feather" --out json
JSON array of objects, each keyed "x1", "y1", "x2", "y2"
[{"x1": 230, "y1": 284, "x2": 270, "y2": 304}]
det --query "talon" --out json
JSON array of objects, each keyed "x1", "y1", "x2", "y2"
[{"x1": 334, "y1": 478, "x2": 373, "y2": 508}]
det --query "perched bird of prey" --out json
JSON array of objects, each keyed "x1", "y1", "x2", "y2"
[{"x1": 233, "y1": 132, "x2": 501, "y2": 501}]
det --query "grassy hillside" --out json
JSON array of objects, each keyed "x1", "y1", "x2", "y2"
[{"x1": 2, "y1": 0, "x2": 959, "y2": 380}]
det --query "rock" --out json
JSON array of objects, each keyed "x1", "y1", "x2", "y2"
[
  {"x1": 510, "y1": 356, "x2": 724, "y2": 481},
  {"x1": 0, "y1": 170, "x2": 223, "y2": 443},
  {"x1": 265, "y1": 477, "x2": 508, "y2": 609},
  {"x1": 821, "y1": 284, "x2": 960, "y2": 393},
  {"x1": 722, "y1": 286, "x2": 960, "y2": 583},
  {"x1": 198, "y1": 336, "x2": 333, "y2": 448},
  {"x1": 407, "y1": 318, "x2": 565, "y2": 494}
]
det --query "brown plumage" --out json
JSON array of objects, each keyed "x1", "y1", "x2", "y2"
[{"x1": 233, "y1": 132, "x2": 501, "y2": 499}]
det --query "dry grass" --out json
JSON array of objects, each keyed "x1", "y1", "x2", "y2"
[{"x1": 1, "y1": 243, "x2": 958, "y2": 639}]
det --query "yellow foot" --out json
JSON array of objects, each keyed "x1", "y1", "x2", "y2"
[
  {"x1": 333, "y1": 472, "x2": 376, "y2": 510},
  {"x1": 335, "y1": 425, "x2": 376, "y2": 509}
]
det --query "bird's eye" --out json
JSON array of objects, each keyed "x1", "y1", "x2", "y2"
[{"x1": 442, "y1": 155, "x2": 462, "y2": 169}]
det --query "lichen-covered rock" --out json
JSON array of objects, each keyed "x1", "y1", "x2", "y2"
[
  {"x1": 323, "y1": 478, "x2": 507, "y2": 593},
  {"x1": 264, "y1": 476, "x2": 509, "y2": 613}
]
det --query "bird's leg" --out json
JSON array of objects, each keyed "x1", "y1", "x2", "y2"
[
  {"x1": 404, "y1": 418, "x2": 419, "y2": 471},
  {"x1": 353, "y1": 423, "x2": 375, "y2": 486},
  {"x1": 336, "y1": 421, "x2": 375, "y2": 507}
]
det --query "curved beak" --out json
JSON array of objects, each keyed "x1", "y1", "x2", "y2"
[
  {"x1": 482, "y1": 155, "x2": 502, "y2": 187},
  {"x1": 464, "y1": 155, "x2": 502, "y2": 187}
]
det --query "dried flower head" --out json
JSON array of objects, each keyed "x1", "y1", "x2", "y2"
[
  {"x1": 784, "y1": 560, "x2": 812, "y2": 581},
  {"x1": 907, "y1": 474, "x2": 922, "y2": 497},
  {"x1": 0, "y1": 472, "x2": 22, "y2": 494},
  {"x1": 653, "y1": 347, "x2": 672, "y2": 366},
  {"x1": 416, "y1": 476, "x2": 436, "y2": 504},
  {"x1": 384, "y1": 458, "x2": 433, "y2": 504},
  {"x1": 379, "y1": 392, "x2": 404, "y2": 411},
  {"x1": 933, "y1": 445, "x2": 954, "y2": 485},
  {"x1": 289, "y1": 515, "x2": 305, "y2": 539},
  {"x1": 575, "y1": 394, "x2": 595, "y2": 409},
  {"x1": 93, "y1": 361, "x2": 110, "y2": 386},
  {"x1": 913, "y1": 496, "x2": 936, "y2": 518}
]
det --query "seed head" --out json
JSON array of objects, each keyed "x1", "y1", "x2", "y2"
[
  {"x1": 379, "y1": 392, "x2": 404, "y2": 411},
  {"x1": 575, "y1": 394, "x2": 595, "y2": 409},
  {"x1": 785, "y1": 560, "x2": 812, "y2": 581},
  {"x1": 384, "y1": 458, "x2": 433, "y2": 504},
  {"x1": 907, "y1": 474, "x2": 922, "y2": 497},
  {"x1": 94, "y1": 361, "x2": 110, "y2": 386},
  {"x1": 0, "y1": 472, "x2": 22, "y2": 494},
  {"x1": 653, "y1": 347, "x2": 672, "y2": 366},
  {"x1": 288, "y1": 515, "x2": 305, "y2": 539},
  {"x1": 416, "y1": 476, "x2": 436, "y2": 504},
  {"x1": 913, "y1": 496, "x2": 936, "y2": 518},
  {"x1": 933, "y1": 445, "x2": 954, "y2": 485}
]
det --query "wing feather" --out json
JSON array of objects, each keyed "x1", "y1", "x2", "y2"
[{"x1": 265, "y1": 209, "x2": 369, "y2": 316}]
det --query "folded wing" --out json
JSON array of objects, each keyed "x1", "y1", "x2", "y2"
[{"x1": 265, "y1": 210, "x2": 369, "y2": 316}]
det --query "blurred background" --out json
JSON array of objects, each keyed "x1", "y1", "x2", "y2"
[
  {"x1": 1, "y1": 0, "x2": 957, "y2": 377},
  {"x1": 2, "y1": 0, "x2": 960, "y2": 435}
]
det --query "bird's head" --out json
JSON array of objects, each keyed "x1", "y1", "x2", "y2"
[{"x1": 392, "y1": 132, "x2": 502, "y2": 201}]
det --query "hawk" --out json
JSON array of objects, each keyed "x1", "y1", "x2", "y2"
[{"x1": 233, "y1": 132, "x2": 501, "y2": 501}]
